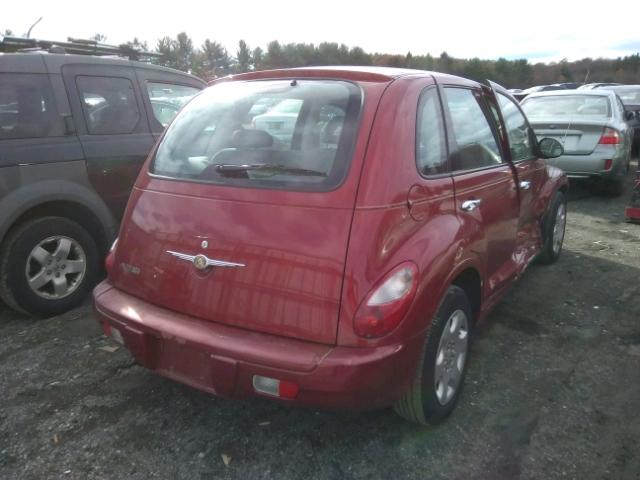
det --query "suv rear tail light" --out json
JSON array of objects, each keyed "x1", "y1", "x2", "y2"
[
  {"x1": 105, "y1": 238, "x2": 118, "y2": 275},
  {"x1": 252, "y1": 375, "x2": 299, "y2": 399},
  {"x1": 353, "y1": 262, "x2": 418, "y2": 338},
  {"x1": 598, "y1": 128, "x2": 621, "y2": 145}
]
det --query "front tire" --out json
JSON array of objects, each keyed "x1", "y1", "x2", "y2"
[
  {"x1": 0, "y1": 217, "x2": 99, "y2": 317},
  {"x1": 394, "y1": 286, "x2": 472, "y2": 425},
  {"x1": 537, "y1": 191, "x2": 567, "y2": 265}
]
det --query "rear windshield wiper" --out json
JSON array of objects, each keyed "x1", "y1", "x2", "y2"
[{"x1": 213, "y1": 164, "x2": 327, "y2": 177}]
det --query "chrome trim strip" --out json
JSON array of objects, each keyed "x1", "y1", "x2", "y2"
[{"x1": 166, "y1": 250, "x2": 245, "y2": 268}]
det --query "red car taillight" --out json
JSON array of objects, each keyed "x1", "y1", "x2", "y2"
[
  {"x1": 353, "y1": 262, "x2": 418, "y2": 338},
  {"x1": 599, "y1": 128, "x2": 621, "y2": 145},
  {"x1": 105, "y1": 238, "x2": 118, "y2": 275}
]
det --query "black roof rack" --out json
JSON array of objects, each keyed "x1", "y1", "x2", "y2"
[{"x1": 0, "y1": 35, "x2": 161, "y2": 61}]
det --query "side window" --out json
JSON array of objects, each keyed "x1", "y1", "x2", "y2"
[
  {"x1": 497, "y1": 93, "x2": 535, "y2": 162},
  {"x1": 146, "y1": 82, "x2": 200, "y2": 128},
  {"x1": 416, "y1": 88, "x2": 447, "y2": 175},
  {"x1": 76, "y1": 76, "x2": 140, "y2": 135},
  {"x1": 443, "y1": 88, "x2": 503, "y2": 171},
  {"x1": 0, "y1": 73, "x2": 62, "y2": 139}
]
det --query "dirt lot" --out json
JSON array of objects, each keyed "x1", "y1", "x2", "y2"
[{"x1": 1, "y1": 166, "x2": 639, "y2": 480}]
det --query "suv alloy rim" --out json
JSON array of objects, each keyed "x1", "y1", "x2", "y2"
[
  {"x1": 25, "y1": 236, "x2": 87, "y2": 300},
  {"x1": 434, "y1": 309, "x2": 469, "y2": 405},
  {"x1": 552, "y1": 203, "x2": 566, "y2": 254}
]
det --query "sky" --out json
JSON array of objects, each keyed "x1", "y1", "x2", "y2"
[{"x1": 3, "y1": 0, "x2": 639, "y2": 64}]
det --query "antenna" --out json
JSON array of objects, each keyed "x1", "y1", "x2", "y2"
[{"x1": 560, "y1": 66, "x2": 591, "y2": 146}]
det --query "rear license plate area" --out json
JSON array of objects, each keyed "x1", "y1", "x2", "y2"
[{"x1": 156, "y1": 339, "x2": 237, "y2": 396}]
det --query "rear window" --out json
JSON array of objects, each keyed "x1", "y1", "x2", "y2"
[
  {"x1": 522, "y1": 95, "x2": 611, "y2": 119},
  {"x1": 151, "y1": 79, "x2": 362, "y2": 191}
]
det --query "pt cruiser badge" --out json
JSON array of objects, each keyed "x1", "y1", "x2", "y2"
[{"x1": 166, "y1": 251, "x2": 245, "y2": 270}]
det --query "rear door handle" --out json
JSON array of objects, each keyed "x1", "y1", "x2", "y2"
[
  {"x1": 461, "y1": 199, "x2": 482, "y2": 212},
  {"x1": 519, "y1": 180, "x2": 532, "y2": 190}
]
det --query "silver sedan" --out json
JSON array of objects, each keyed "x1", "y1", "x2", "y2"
[{"x1": 521, "y1": 89, "x2": 632, "y2": 194}]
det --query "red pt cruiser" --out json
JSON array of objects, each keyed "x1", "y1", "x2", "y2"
[{"x1": 94, "y1": 67, "x2": 568, "y2": 425}]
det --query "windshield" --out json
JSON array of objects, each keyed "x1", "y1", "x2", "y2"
[
  {"x1": 151, "y1": 79, "x2": 361, "y2": 191},
  {"x1": 522, "y1": 95, "x2": 611, "y2": 118}
]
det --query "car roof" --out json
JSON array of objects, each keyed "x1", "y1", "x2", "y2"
[
  {"x1": 215, "y1": 65, "x2": 478, "y2": 86},
  {"x1": 599, "y1": 84, "x2": 640, "y2": 91},
  {"x1": 0, "y1": 52, "x2": 202, "y2": 82},
  {"x1": 524, "y1": 89, "x2": 614, "y2": 99}
]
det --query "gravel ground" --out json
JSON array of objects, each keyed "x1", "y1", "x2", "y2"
[{"x1": 1, "y1": 165, "x2": 639, "y2": 480}]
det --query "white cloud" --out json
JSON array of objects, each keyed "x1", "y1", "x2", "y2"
[{"x1": 2, "y1": 0, "x2": 638, "y2": 62}]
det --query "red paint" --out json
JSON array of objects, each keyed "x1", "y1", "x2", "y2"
[{"x1": 94, "y1": 67, "x2": 568, "y2": 410}]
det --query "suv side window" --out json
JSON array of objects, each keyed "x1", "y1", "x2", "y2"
[
  {"x1": 443, "y1": 87, "x2": 503, "y2": 171},
  {"x1": 0, "y1": 73, "x2": 62, "y2": 139},
  {"x1": 416, "y1": 87, "x2": 448, "y2": 175},
  {"x1": 146, "y1": 82, "x2": 200, "y2": 128},
  {"x1": 497, "y1": 93, "x2": 535, "y2": 162},
  {"x1": 76, "y1": 76, "x2": 140, "y2": 135}
]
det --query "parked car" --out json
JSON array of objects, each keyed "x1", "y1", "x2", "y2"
[
  {"x1": 252, "y1": 98, "x2": 304, "y2": 146},
  {"x1": 597, "y1": 85, "x2": 640, "y2": 155},
  {"x1": 521, "y1": 89, "x2": 632, "y2": 194},
  {"x1": 0, "y1": 51, "x2": 205, "y2": 316},
  {"x1": 94, "y1": 67, "x2": 568, "y2": 425}
]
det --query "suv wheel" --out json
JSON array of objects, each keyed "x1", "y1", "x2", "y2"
[
  {"x1": 537, "y1": 191, "x2": 567, "y2": 264},
  {"x1": 0, "y1": 217, "x2": 99, "y2": 317},
  {"x1": 394, "y1": 286, "x2": 472, "y2": 425}
]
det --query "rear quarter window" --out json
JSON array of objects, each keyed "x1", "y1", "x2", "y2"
[
  {"x1": 0, "y1": 73, "x2": 63, "y2": 139},
  {"x1": 151, "y1": 79, "x2": 362, "y2": 192}
]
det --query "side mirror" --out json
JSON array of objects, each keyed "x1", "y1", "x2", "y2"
[
  {"x1": 625, "y1": 110, "x2": 637, "y2": 121},
  {"x1": 538, "y1": 137, "x2": 564, "y2": 159}
]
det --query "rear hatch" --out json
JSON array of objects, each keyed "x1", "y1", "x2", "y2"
[
  {"x1": 527, "y1": 118, "x2": 609, "y2": 155},
  {"x1": 110, "y1": 78, "x2": 365, "y2": 345}
]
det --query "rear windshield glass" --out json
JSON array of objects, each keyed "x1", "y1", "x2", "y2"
[
  {"x1": 151, "y1": 79, "x2": 362, "y2": 191},
  {"x1": 522, "y1": 95, "x2": 611, "y2": 118}
]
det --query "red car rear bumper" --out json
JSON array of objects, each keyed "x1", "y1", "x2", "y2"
[{"x1": 93, "y1": 280, "x2": 423, "y2": 410}]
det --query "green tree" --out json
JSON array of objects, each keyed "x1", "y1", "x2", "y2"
[
  {"x1": 175, "y1": 32, "x2": 194, "y2": 72},
  {"x1": 263, "y1": 40, "x2": 286, "y2": 69},
  {"x1": 252, "y1": 46, "x2": 264, "y2": 70},
  {"x1": 236, "y1": 40, "x2": 251, "y2": 73},
  {"x1": 156, "y1": 36, "x2": 177, "y2": 69},
  {"x1": 201, "y1": 39, "x2": 230, "y2": 77}
]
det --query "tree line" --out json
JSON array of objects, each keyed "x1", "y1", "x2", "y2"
[
  {"x1": 146, "y1": 33, "x2": 640, "y2": 88},
  {"x1": 4, "y1": 29, "x2": 640, "y2": 88}
]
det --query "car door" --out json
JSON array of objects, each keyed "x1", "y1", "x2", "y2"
[
  {"x1": 62, "y1": 64, "x2": 155, "y2": 219},
  {"x1": 488, "y1": 82, "x2": 546, "y2": 260},
  {"x1": 441, "y1": 84, "x2": 520, "y2": 298},
  {"x1": 133, "y1": 67, "x2": 204, "y2": 141}
]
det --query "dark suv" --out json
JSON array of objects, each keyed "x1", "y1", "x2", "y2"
[{"x1": 0, "y1": 52, "x2": 204, "y2": 316}]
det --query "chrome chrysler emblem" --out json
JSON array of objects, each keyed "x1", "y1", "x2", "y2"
[
  {"x1": 193, "y1": 254, "x2": 208, "y2": 270},
  {"x1": 166, "y1": 250, "x2": 245, "y2": 269}
]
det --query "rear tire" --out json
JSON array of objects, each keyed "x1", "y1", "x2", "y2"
[
  {"x1": 0, "y1": 217, "x2": 99, "y2": 317},
  {"x1": 537, "y1": 191, "x2": 567, "y2": 265},
  {"x1": 394, "y1": 286, "x2": 472, "y2": 425}
]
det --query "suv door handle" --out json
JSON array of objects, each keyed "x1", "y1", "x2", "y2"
[
  {"x1": 461, "y1": 199, "x2": 482, "y2": 212},
  {"x1": 519, "y1": 180, "x2": 531, "y2": 190}
]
